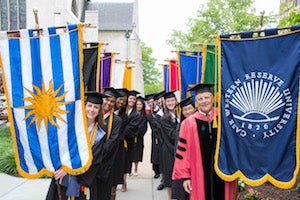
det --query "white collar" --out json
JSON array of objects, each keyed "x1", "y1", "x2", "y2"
[
  {"x1": 88, "y1": 123, "x2": 95, "y2": 133},
  {"x1": 127, "y1": 107, "x2": 133, "y2": 116},
  {"x1": 170, "y1": 111, "x2": 176, "y2": 118},
  {"x1": 157, "y1": 109, "x2": 164, "y2": 116},
  {"x1": 170, "y1": 111, "x2": 180, "y2": 123},
  {"x1": 199, "y1": 110, "x2": 212, "y2": 117},
  {"x1": 103, "y1": 111, "x2": 111, "y2": 120},
  {"x1": 114, "y1": 109, "x2": 120, "y2": 115}
]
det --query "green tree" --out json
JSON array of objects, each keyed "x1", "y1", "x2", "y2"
[
  {"x1": 167, "y1": 0, "x2": 278, "y2": 49},
  {"x1": 278, "y1": 2, "x2": 300, "y2": 27},
  {"x1": 141, "y1": 42, "x2": 162, "y2": 94},
  {"x1": 144, "y1": 83, "x2": 162, "y2": 95}
]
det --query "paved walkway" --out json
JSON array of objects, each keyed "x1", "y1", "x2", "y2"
[
  {"x1": 0, "y1": 173, "x2": 167, "y2": 200},
  {"x1": 0, "y1": 128, "x2": 168, "y2": 200}
]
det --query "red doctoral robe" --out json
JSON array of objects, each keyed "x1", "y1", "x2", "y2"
[{"x1": 172, "y1": 108, "x2": 238, "y2": 200}]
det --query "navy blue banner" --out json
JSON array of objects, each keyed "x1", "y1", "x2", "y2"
[
  {"x1": 163, "y1": 64, "x2": 170, "y2": 92},
  {"x1": 216, "y1": 29, "x2": 300, "y2": 188},
  {"x1": 179, "y1": 51, "x2": 202, "y2": 99}
]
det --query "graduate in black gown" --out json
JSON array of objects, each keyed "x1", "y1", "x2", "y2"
[
  {"x1": 110, "y1": 88, "x2": 129, "y2": 199},
  {"x1": 145, "y1": 93, "x2": 161, "y2": 178},
  {"x1": 159, "y1": 91, "x2": 180, "y2": 199},
  {"x1": 145, "y1": 91, "x2": 166, "y2": 191},
  {"x1": 122, "y1": 90, "x2": 140, "y2": 192},
  {"x1": 92, "y1": 87, "x2": 122, "y2": 200},
  {"x1": 171, "y1": 97, "x2": 196, "y2": 200},
  {"x1": 46, "y1": 91, "x2": 111, "y2": 200},
  {"x1": 132, "y1": 96, "x2": 148, "y2": 175}
]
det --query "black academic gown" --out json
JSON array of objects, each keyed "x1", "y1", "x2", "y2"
[
  {"x1": 160, "y1": 113, "x2": 179, "y2": 187},
  {"x1": 93, "y1": 113, "x2": 122, "y2": 200},
  {"x1": 196, "y1": 116, "x2": 225, "y2": 200},
  {"x1": 146, "y1": 111, "x2": 162, "y2": 167},
  {"x1": 132, "y1": 112, "x2": 148, "y2": 162},
  {"x1": 155, "y1": 111, "x2": 165, "y2": 176},
  {"x1": 110, "y1": 109, "x2": 127, "y2": 186},
  {"x1": 123, "y1": 109, "x2": 140, "y2": 173}
]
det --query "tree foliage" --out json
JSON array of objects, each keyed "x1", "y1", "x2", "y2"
[
  {"x1": 278, "y1": 2, "x2": 300, "y2": 27},
  {"x1": 166, "y1": 0, "x2": 278, "y2": 50},
  {"x1": 144, "y1": 83, "x2": 163, "y2": 95},
  {"x1": 141, "y1": 42, "x2": 162, "y2": 94}
]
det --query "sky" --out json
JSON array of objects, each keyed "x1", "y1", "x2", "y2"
[
  {"x1": 137, "y1": 0, "x2": 280, "y2": 68},
  {"x1": 98, "y1": 0, "x2": 280, "y2": 68}
]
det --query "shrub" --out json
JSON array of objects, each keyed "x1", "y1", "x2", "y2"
[
  {"x1": 0, "y1": 125, "x2": 17, "y2": 174},
  {"x1": 244, "y1": 188, "x2": 260, "y2": 200}
]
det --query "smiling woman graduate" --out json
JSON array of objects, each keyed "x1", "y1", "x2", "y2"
[
  {"x1": 132, "y1": 96, "x2": 148, "y2": 175},
  {"x1": 46, "y1": 91, "x2": 110, "y2": 200},
  {"x1": 121, "y1": 89, "x2": 141, "y2": 192},
  {"x1": 94, "y1": 87, "x2": 122, "y2": 200},
  {"x1": 159, "y1": 90, "x2": 180, "y2": 200}
]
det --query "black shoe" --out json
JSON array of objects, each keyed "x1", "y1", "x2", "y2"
[
  {"x1": 157, "y1": 184, "x2": 165, "y2": 190},
  {"x1": 154, "y1": 174, "x2": 160, "y2": 179}
]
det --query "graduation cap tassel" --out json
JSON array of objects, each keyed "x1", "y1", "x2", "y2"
[
  {"x1": 213, "y1": 39, "x2": 220, "y2": 130},
  {"x1": 213, "y1": 116, "x2": 217, "y2": 128},
  {"x1": 213, "y1": 94, "x2": 218, "y2": 129},
  {"x1": 106, "y1": 108, "x2": 114, "y2": 141},
  {"x1": 124, "y1": 140, "x2": 128, "y2": 150},
  {"x1": 90, "y1": 123, "x2": 98, "y2": 145}
]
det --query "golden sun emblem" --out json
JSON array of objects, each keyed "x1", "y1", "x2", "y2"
[{"x1": 21, "y1": 80, "x2": 71, "y2": 132}]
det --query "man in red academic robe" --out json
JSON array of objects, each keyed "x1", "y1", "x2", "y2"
[{"x1": 172, "y1": 83, "x2": 238, "y2": 200}]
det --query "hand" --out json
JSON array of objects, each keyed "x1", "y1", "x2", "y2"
[
  {"x1": 54, "y1": 169, "x2": 67, "y2": 184},
  {"x1": 183, "y1": 179, "x2": 192, "y2": 194}
]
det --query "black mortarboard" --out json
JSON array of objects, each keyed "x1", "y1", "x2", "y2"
[
  {"x1": 188, "y1": 83, "x2": 214, "y2": 94},
  {"x1": 177, "y1": 97, "x2": 194, "y2": 108},
  {"x1": 154, "y1": 90, "x2": 165, "y2": 100},
  {"x1": 115, "y1": 88, "x2": 129, "y2": 97},
  {"x1": 163, "y1": 90, "x2": 176, "y2": 99},
  {"x1": 85, "y1": 91, "x2": 108, "y2": 105},
  {"x1": 128, "y1": 90, "x2": 140, "y2": 97},
  {"x1": 145, "y1": 93, "x2": 155, "y2": 101},
  {"x1": 136, "y1": 96, "x2": 145, "y2": 102},
  {"x1": 103, "y1": 87, "x2": 119, "y2": 98}
]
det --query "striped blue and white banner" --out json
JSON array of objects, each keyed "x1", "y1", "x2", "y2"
[{"x1": 0, "y1": 24, "x2": 91, "y2": 178}]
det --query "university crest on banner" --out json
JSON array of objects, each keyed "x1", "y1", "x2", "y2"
[
  {"x1": 216, "y1": 28, "x2": 300, "y2": 188},
  {"x1": 0, "y1": 24, "x2": 92, "y2": 178}
]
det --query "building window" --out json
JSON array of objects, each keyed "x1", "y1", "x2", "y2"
[
  {"x1": 0, "y1": 0, "x2": 26, "y2": 31},
  {"x1": 72, "y1": 0, "x2": 78, "y2": 17}
]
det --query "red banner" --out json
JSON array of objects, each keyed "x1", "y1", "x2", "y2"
[{"x1": 169, "y1": 59, "x2": 179, "y2": 91}]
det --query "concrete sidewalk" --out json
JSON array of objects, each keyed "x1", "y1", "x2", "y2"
[{"x1": 0, "y1": 173, "x2": 167, "y2": 200}]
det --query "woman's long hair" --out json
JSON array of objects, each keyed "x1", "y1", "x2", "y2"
[{"x1": 96, "y1": 106, "x2": 105, "y2": 126}]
